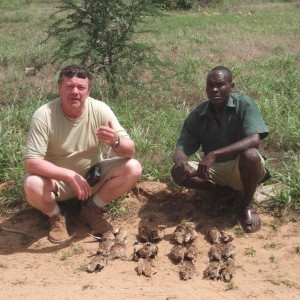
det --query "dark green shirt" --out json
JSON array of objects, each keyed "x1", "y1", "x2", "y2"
[{"x1": 176, "y1": 93, "x2": 269, "y2": 162}]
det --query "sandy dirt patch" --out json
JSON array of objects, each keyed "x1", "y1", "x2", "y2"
[{"x1": 0, "y1": 182, "x2": 299, "y2": 300}]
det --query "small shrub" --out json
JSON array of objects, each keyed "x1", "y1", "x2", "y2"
[
  {"x1": 225, "y1": 281, "x2": 237, "y2": 291},
  {"x1": 45, "y1": 0, "x2": 163, "y2": 97},
  {"x1": 264, "y1": 242, "x2": 279, "y2": 250},
  {"x1": 244, "y1": 246, "x2": 256, "y2": 257},
  {"x1": 60, "y1": 251, "x2": 72, "y2": 261},
  {"x1": 152, "y1": 0, "x2": 198, "y2": 10},
  {"x1": 108, "y1": 198, "x2": 129, "y2": 219},
  {"x1": 234, "y1": 226, "x2": 245, "y2": 237},
  {"x1": 82, "y1": 283, "x2": 94, "y2": 290},
  {"x1": 71, "y1": 244, "x2": 85, "y2": 255}
]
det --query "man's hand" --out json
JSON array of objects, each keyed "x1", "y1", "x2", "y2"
[
  {"x1": 172, "y1": 161, "x2": 197, "y2": 183},
  {"x1": 96, "y1": 121, "x2": 118, "y2": 147},
  {"x1": 96, "y1": 120, "x2": 136, "y2": 158},
  {"x1": 65, "y1": 170, "x2": 91, "y2": 201},
  {"x1": 172, "y1": 150, "x2": 196, "y2": 182},
  {"x1": 25, "y1": 158, "x2": 92, "y2": 200},
  {"x1": 197, "y1": 152, "x2": 216, "y2": 179}
]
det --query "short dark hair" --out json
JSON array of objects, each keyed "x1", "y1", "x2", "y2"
[
  {"x1": 208, "y1": 66, "x2": 233, "y2": 83},
  {"x1": 58, "y1": 65, "x2": 92, "y2": 85}
]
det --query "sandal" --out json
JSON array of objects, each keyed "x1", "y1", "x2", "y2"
[{"x1": 240, "y1": 207, "x2": 261, "y2": 233}]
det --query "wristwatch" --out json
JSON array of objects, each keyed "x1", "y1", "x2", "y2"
[{"x1": 112, "y1": 135, "x2": 120, "y2": 148}]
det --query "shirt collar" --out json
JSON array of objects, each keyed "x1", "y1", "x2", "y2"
[
  {"x1": 198, "y1": 94, "x2": 235, "y2": 117},
  {"x1": 226, "y1": 95, "x2": 235, "y2": 108}
]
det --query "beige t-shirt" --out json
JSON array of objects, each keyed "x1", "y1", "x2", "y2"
[{"x1": 25, "y1": 97, "x2": 129, "y2": 176}]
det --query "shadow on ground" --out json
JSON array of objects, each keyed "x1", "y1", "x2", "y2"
[
  {"x1": 0, "y1": 183, "x2": 243, "y2": 256},
  {"x1": 0, "y1": 200, "x2": 93, "y2": 255},
  {"x1": 134, "y1": 184, "x2": 241, "y2": 240}
]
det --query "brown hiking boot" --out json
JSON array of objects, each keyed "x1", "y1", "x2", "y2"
[
  {"x1": 48, "y1": 214, "x2": 69, "y2": 244},
  {"x1": 79, "y1": 205, "x2": 113, "y2": 235}
]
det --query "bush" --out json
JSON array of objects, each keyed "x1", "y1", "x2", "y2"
[
  {"x1": 44, "y1": 0, "x2": 163, "y2": 97},
  {"x1": 152, "y1": 0, "x2": 198, "y2": 9},
  {"x1": 152, "y1": 0, "x2": 226, "y2": 10}
]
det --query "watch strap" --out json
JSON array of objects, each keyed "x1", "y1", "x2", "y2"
[{"x1": 112, "y1": 135, "x2": 120, "y2": 148}]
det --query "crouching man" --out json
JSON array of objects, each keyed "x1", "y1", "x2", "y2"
[
  {"x1": 171, "y1": 66, "x2": 269, "y2": 233},
  {"x1": 24, "y1": 65, "x2": 142, "y2": 244}
]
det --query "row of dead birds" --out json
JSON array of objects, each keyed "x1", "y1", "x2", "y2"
[
  {"x1": 134, "y1": 222, "x2": 200, "y2": 279},
  {"x1": 87, "y1": 223, "x2": 236, "y2": 282},
  {"x1": 86, "y1": 223, "x2": 165, "y2": 274},
  {"x1": 86, "y1": 222, "x2": 197, "y2": 278},
  {"x1": 169, "y1": 223, "x2": 199, "y2": 280},
  {"x1": 203, "y1": 227, "x2": 236, "y2": 282},
  {"x1": 132, "y1": 224, "x2": 164, "y2": 277},
  {"x1": 87, "y1": 228, "x2": 128, "y2": 272}
]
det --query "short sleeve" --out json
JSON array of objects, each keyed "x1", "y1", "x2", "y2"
[
  {"x1": 25, "y1": 115, "x2": 49, "y2": 159},
  {"x1": 239, "y1": 96, "x2": 269, "y2": 140},
  {"x1": 176, "y1": 109, "x2": 201, "y2": 156}
]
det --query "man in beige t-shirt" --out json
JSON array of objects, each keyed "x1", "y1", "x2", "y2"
[{"x1": 24, "y1": 65, "x2": 142, "y2": 244}]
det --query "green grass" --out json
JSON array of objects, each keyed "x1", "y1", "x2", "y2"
[
  {"x1": 233, "y1": 225, "x2": 245, "y2": 237},
  {"x1": 225, "y1": 281, "x2": 237, "y2": 291},
  {"x1": 264, "y1": 242, "x2": 280, "y2": 250},
  {"x1": 244, "y1": 246, "x2": 256, "y2": 257},
  {"x1": 0, "y1": 0, "x2": 300, "y2": 216},
  {"x1": 60, "y1": 251, "x2": 72, "y2": 261},
  {"x1": 82, "y1": 283, "x2": 94, "y2": 290},
  {"x1": 268, "y1": 152, "x2": 300, "y2": 214},
  {"x1": 70, "y1": 244, "x2": 85, "y2": 255},
  {"x1": 108, "y1": 198, "x2": 130, "y2": 219}
]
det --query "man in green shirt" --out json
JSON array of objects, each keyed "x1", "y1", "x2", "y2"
[{"x1": 171, "y1": 66, "x2": 269, "y2": 233}]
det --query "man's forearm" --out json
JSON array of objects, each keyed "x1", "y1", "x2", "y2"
[
  {"x1": 112, "y1": 138, "x2": 136, "y2": 158},
  {"x1": 173, "y1": 150, "x2": 188, "y2": 164},
  {"x1": 210, "y1": 134, "x2": 260, "y2": 159},
  {"x1": 25, "y1": 158, "x2": 71, "y2": 182}
]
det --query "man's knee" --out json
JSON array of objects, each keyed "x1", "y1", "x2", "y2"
[
  {"x1": 24, "y1": 174, "x2": 42, "y2": 195},
  {"x1": 239, "y1": 148, "x2": 261, "y2": 166},
  {"x1": 125, "y1": 158, "x2": 142, "y2": 180},
  {"x1": 239, "y1": 149, "x2": 265, "y2": 181},
  {"x1": 24, "y1": 174, "x2": 56, "y2": 202}
]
